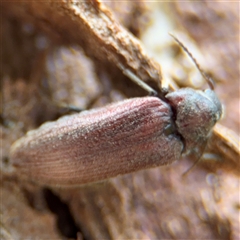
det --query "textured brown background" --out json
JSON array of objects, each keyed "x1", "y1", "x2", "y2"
[{"x1": 1, "y1": 1, "x2": 239, "y2": 239}]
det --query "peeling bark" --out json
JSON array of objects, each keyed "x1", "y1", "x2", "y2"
[{"x1": 1, "y1": 1, "x2": 239, "y2": 239}]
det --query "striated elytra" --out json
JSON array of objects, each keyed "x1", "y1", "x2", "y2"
[{"x1": 10, "y1": 88, "x2": 222, "y2": 186}]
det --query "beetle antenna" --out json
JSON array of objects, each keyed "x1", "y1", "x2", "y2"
[
  {"x1": 169, "y1": 33, "x2": 215, "y2": 90},
  {"x1": 182, "y1": 139, "x2": 209, "y2": 177},
  {"x1": 182, "y1": 155, "x2": 202, "y2": 177}
]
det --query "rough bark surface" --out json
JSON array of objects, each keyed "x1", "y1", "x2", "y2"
[{"x1": 1, "y1": 1, "x2": 239, "y2": 239}]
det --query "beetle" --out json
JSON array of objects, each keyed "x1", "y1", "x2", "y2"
[{"x1": 9, "y1": 35, "x2": 222, "y2": 187}]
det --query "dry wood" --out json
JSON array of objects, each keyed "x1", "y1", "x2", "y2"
[{"x1": 1, "y1": 1, "x2": 239, "y2": 239}]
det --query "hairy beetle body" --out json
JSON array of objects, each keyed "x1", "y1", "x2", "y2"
[{"x1": 10, "y1": 88, "x2": 221, "y2": 186}]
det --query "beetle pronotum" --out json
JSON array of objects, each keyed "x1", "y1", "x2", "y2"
[{"x1": 9, "y1": 36, "x2": 222, "y2": 187}]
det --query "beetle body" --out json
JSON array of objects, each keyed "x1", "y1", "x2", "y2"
[{"x1": 10, "y1": 88, "x2": 222, "y2": 186}]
